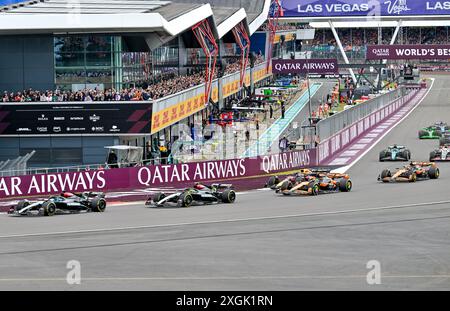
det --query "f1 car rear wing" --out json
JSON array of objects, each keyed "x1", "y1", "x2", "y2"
[{"x1": 410, "y1": 161, "x2": 436, "y2": 167}]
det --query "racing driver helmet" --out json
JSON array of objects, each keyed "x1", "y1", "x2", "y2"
[
  {"x1": 62, "y1": 192, "x2": 75, "y2": 198},
  {"x1": 194, "y1": 182, "x2": 206, "y2": 190}
]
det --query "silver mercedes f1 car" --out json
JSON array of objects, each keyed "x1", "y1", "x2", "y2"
[
  {"x1": 146, "y1": 183, "x2": 236, "y2": 208},
  {"x1": 8, "y1": 192, "x2": 107, "y2": 216}
]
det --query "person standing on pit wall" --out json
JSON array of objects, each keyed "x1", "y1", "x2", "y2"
[
  {"x1": 324, "y1": 103, "x2": 329, "y2": 117},
  {"x1": 281, "y1": 102, "x2": 285, "y2": 119},
  {"x1": 318, "y1": 103, "x2": 323, "y2": 118},
  {"x1": 279, "y1": 136, "x2": 289, "y2": 152},
  {"x1": 269, "y1": 104, "x2": 274, "y2": 119}
]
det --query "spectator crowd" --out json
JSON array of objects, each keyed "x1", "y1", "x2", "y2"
[{"x1": 2, "y1": 55, "x2": 265, "y2": 103}]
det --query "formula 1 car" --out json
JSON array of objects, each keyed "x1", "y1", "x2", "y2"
[
  {"x1": 439, "y1": 133, "x2": 450, "y2": 146},
  {"x1": 418, "y1": 122, "x2": 449, "y2": 139},
  {"x1": 429, "y1": 145, "x2": 450, "y2": 161},
  {"x1": 266, "y1": 169, "x2": 352, "y2": 196},
  {"x1": 378, "y1": 162, "x2": 440, "y2": 183},
  {"x1": 379, "y1": 145, "x2": 411, "y2": 161},
  {"x1": 146, "y1": 183, "x2": 236, "y2": 208},
  {"x1": 265, "y1": 170, "x2": 309, "y2": 191},
  {"x1": 8, "y1": 192, "x2": 106, "y2": 216}
]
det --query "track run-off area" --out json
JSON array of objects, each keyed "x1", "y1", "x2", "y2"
[{"x1": 0, "y1": 75, "x2": 449, "y2": 290}]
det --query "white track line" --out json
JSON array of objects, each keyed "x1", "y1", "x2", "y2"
[
  {"x1": 0, "y1": 199, "x2": 449, "y2": 239},
  {"x1": 333, "y1": 78, "x2": 435, "y2": 174},
  {"x1": 0, "y1": 274, "x2": 449, "y2": 282}
]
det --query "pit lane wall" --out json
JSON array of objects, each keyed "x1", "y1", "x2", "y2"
[
  {"x1": 0, "y1": 149, "x2": 316, "y2": 199},
  {"x1": 317, "y1": 84, "x2": 424, "y2": 165}
]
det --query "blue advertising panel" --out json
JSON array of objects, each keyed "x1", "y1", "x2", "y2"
[
  {"x1": 280, "y1": 0, "x2": 450, "y2": 18},
  {"x1": 0, "y1": 0, "x2": 26, "y2": 5}
]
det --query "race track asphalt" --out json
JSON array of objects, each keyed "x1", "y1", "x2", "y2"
[{"x1": 0, "y1": 76, "x2": 449, "y2": 291}]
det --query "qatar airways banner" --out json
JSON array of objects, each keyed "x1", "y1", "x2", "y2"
[
  {"x1": 272, "y1": 59, "x2": 339, "y2": 75},
  {"x1": 280, "y1": 0, "x2": 450, "y2": 18},
  {"x1": 366, "y1": 45, "x2": 450, "y2": 60},
  {"x1": 0, "y1": 149, "x2": 317, "y2": 198}
]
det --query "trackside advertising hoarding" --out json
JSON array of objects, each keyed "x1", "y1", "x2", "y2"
[
  {"x1": 0, "y1": 149, "x2": 317, "y2": 199},
  {"x1": 366, "y1": 45, "x2": 450, "y2": 60},
  {"x1": 272, "y1": 59, "x2": 339, "y2": 75},
  {"x1": 0, "y1": 102, "x2": 152, "y2": 135},
  {"x1": 0, "y1": 0, "x2": 24, "y2": 5},
  {"x1": 280, "y1": 0, "x2": 450, "y2": 18}
]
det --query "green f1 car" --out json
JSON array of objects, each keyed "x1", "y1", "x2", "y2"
[{"x1": 418, "y1": 122, "x2": 449, "y2": 139}]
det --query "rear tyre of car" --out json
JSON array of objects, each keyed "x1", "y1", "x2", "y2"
[
  {"x1": 221, "y1": 189, "x2": 236, "y2": 203},
  {"x1": 280, "y1": 181, "x2": 293, "y2": 191},
  {"x1": 380, "y1": 169, "x2": 391, "y2": 182},
  {"x1": 408, "y1": 173, "x2": 417, "y2": 183},
  {"x1": 429, "y1": 151, "x2": 437, "y2": 162},
  {"x1": 42, "y1": 201, "x2": 56, "y2": 216},
  {"x1": 15, "y1": 200, "x2": 29, "y2": 211},
  {"x1": 379, "y1": 151, "x2": 386, "y2": 161},
  {"x1": 338, "y1": 178, "x2": 352, "y2": 192},
  {"x1": 418, "y1": 130, "x2": 427, "y2": 138},
  {"x1": 178, "y1": 193, "x2": 193, "y2": 207},
  {"x1": 266, "y1": 176, "x2": 279, "y2": 188},
  {"x1": 90, "y1": 198, "x2": 107, "y2": 212},
  {"x1": 439, "y1": 137, "x2": 446, "y2": 146},
  {"x1": 429, "y1": 167, "x2": 440, "y2": 179},
  {"x1": 153, "y1": 192, "x2": 166, "y2": 203},
  {"x1": 405, "y1": 150, "x2": 411, "y2": 160}
]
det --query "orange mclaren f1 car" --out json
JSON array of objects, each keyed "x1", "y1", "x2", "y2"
[
  {"x1": 266, "y1": 169, "x2": 353, "y2": 196},
  {"x1": 378, "y1": 162, "x2": 440, "y2": 183}
]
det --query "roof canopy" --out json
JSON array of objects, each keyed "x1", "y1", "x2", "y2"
[{"x1": 0, "y1": 0, "x2": 271, "y2": 40}]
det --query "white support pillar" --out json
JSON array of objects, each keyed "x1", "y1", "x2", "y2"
[
  {"x1": 329, "y1": 20, "x2": 357, "y2": 84},
  {"x1": 379, "y1": 20, "x2": 402, "y2": 85}
]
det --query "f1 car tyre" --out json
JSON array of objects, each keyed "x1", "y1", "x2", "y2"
[
  {"x1": 381, "y1": 169, "x2": 391, "y2": 182},
  {"x1": 338, "y1": 178, "x2": 352, "y2": 192},
  {"x1": 429, "y1": 167, "x2": 440, "y2": 179},
  {"x1": 310, "y1": 184, "x2": 320, "y2": 196},
  {"x1": 408, "y1": 173, "x2": 417, "y2": 183},
  {"x1": 418, "y1": 130, "x2": 427, "y2": 138},
  {"x1": 266, "y1": 176, "x2": 279, "y2": 188},
  {"x1": 221, "y1": 189, "x2": 236, "y2": 203},
  {"x1": 436, "y1": 129, "x2": 442, "y2": 136},
  {"x1": 280, "y1": 181, "x2": 293, "y2": 191},
  {"x1": 90, "y1": 198, "x2": 107, "y2": 212},
  {"x1": 153, "y1": 192, "x2": 166, "y2": 203},
  {"x1": 178, "y1": 193, "x2": 193, "y2": 207},
  {"x1": 42, "y1": 201, "x2": 56, "y2": 216},
  {"x1": 379, "y1": 151, "x2": 387, "y2": 161},
  {"x1": 439, "y1": 137, "x2": 447, "y2": 146},
  {"x1": 15, "y1": 200, "x2": 29, "y2": 211},
  {"x1": 404, "y1": 150, "x2": 411, "y2": 160},
  {"x1": 429, "y1": 151, "x2": 437, "y2": 162}
]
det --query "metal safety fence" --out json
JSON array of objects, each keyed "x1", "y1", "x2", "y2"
[{"x1": 315, "y1": 85, "x2": 421, "y2": 142}]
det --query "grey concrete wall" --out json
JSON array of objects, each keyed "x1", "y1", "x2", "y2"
[{"x1": 0, "y1": 35, "x2": 55, "y2": 92}]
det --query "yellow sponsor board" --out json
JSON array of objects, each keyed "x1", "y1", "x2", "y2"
[
  {"x1": 273, "y1": 33, "x2": 295, "y2": 44},
  {"x1": 151, "y1": 93, "x2": 206, "y2": 134},
  {"x1": 253, "y1": 65, "x2": 272, "y2": 83},
  {"x1": 151, "y1": 66, "x2": 272, "y2": 134}
]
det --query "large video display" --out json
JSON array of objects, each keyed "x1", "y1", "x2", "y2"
[{"x1": 0, "y1": 102, "x2": 152, "y2": 135}]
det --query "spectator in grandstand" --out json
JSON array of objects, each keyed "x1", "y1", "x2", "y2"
[{"x1": 1, "y1": 56, "x2": 266, "y2": 103}]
